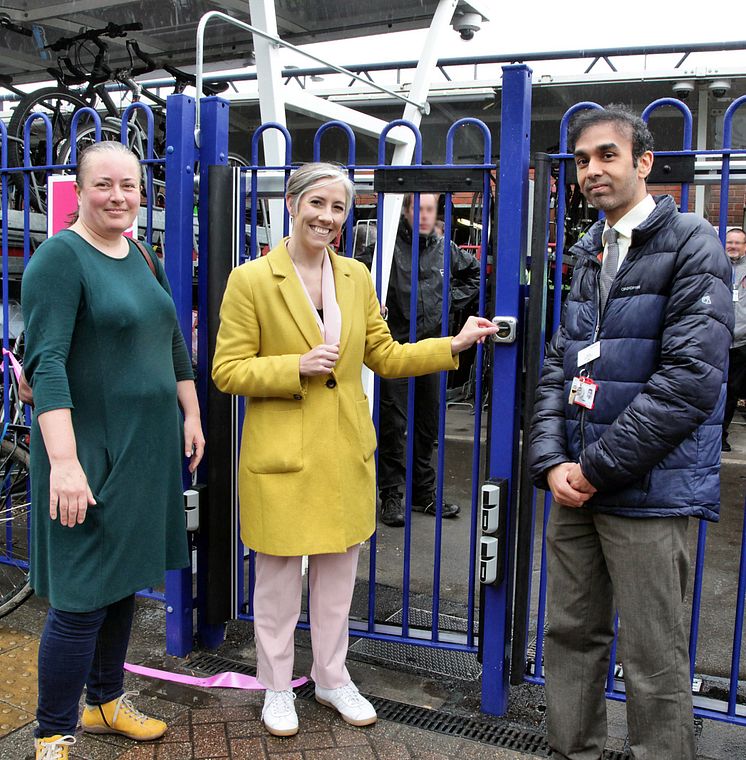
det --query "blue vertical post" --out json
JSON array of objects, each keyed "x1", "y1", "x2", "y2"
[
  {"x1": 163, "y1": 94, "x2": 198, "y2": 657},
  {"x1": 482, "y1": 64, "x2": 533, "y2": 715},
  {"x1": 196, "y1": 96, "x2": 230, "y2": 649}
]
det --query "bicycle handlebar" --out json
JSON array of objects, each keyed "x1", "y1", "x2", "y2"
[
  {"x1": 126, "y1": 39, "x2": 228, "y2": 96},
  {"x1": 46, "y1": 21, "x2": 142, "y2": 52},
  {"x1": 0, "y1": 15, "x2": 33, "y2": 37}
]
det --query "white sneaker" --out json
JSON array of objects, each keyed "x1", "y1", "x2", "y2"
[
  {"x1": 261, "y1": 689, "x2": 298, "y2": 737},
  {"x1": 314, "y1": 681, "x2": 377, "y2": 726}
]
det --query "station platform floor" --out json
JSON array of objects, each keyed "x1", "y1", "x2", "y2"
[{"x1": 0, "y1": 408, "x2": 745, "y2": 758}]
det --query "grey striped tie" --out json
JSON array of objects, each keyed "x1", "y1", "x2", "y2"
[{"x1": 599, "y1": 227, "x2": 620, "y2": 313}]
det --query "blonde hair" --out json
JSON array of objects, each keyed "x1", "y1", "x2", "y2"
[
  {"x1": 286, "y1": 162, "x2": 355, "y2": 216},
  {"x1": 76, "y1": 141, "x2": 141, "y2": 186}
]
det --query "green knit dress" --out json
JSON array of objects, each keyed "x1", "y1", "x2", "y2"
[{"x1": 22, "y1": 229, "x2": 193, "y2": 612}]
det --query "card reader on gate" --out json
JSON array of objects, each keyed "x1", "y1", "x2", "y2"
[
  {"x1": 479, "y1": 479, "x2": 508, "y2": 585},
  {"x1": 480, "y1": 536, "x2": 498, "y2": 584},
  {"x1": 481, "y1": 480, "x2": 507, "y2": 536}
]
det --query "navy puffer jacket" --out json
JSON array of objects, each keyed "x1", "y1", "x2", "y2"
[{"x1": 529, "y1": 195, "x2": 733, "y2": 521}]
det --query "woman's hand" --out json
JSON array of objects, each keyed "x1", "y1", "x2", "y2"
[
  {"x1": 300, "y1": 343, "x2": 340, "y2": 377},
  {"x1": 184, "y1": 415, "x2": 206, "y2": 473},
  {"x1": 49, "y1": 458, "x2": 96, "y2": 527},
  {"x1": 451, "y1": 317, "x2": 499, "y2": 354}
]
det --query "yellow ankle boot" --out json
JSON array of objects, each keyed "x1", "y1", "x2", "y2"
[
  {"x1": 35, "y1": 735, "x2": 75, "y2": 760},
  {"x1": 81, "y1": 691, "x2": 167, "y2": 740}
]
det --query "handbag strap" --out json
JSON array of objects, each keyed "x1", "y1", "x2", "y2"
[{"x1": 130, "y1": 237, "x2": 157, "y2": 277}]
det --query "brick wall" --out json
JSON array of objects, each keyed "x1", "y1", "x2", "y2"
[
  {"x1": 706, "y1": 184, "x2": 746, "y2": 227},
  {"x1": 650, "y1": 183, "x2": 746, "y2": 227}
]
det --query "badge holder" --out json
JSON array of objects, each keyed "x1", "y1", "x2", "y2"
[{"x1": 569, "y1": 371, "x2": 598, "y2": 410}]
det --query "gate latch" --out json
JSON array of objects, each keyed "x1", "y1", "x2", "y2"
[
  {"x1": 491, "y1": 316, "x2": 517, "y2": 343},
  {"x1": 184, "y1": 485, "x2": 206, "y2": 532}
]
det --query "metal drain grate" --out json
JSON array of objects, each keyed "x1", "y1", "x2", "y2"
[
  {"x1": 348, "y1": 607, "x2": 481, "y2": 681},
  {"x1": 187, "y1": 652, "x2": 258, "y2": 676},
  {"x1": 185, "y1": 653, "x2": 628, "y2": 759}
]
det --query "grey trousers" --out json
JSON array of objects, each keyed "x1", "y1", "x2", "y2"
[{"x1": 544, "y1": 505, "x2": 695, "y2": 760}]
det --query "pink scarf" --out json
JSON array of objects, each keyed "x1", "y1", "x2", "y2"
[{"x1": 292, "y1": 248, "x2": 342, "y2": 345}]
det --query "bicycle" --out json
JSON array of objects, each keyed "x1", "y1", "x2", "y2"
[
  {"x1": 4, "y1": 22, "x2": 233, "y2": 212},
  {"x1": 0, "y1": 424, "x2": 32, "y2": 618},
  {"x1": 0, "y1": 333, "x2": 33, "y2": 617},
  {"x1": 0, "y1": 333, "x2": 32, "y2": 617}
]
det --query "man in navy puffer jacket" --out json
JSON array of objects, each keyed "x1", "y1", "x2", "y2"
[{"x1": 529, "y1": 106, "x2": 732, "y2": 760}]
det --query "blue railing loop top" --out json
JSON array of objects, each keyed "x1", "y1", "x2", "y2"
[
  {"x1": 23, "y1": 113, "x2": 53, "y2": 168},
  {"x1": 250, "y1": 122, "x2": 292, "y2": 167},
  {"x1": 722, "y1": 95, "x2": 746, "y2": 150},
  {"x1": 559, "y1": 102, "x2": 603, "y2": 153},
  {"x1": 313, "y1": 121, "x2": 356, "y2": 166},
  {"x1": 642, "y1": 99, "x2": 693, "y2": 212},
  {"x1": 377, "y1": 119, "x2": 423, "y2": 165},
  {"x1": 642, "y1": 98, "x2": 693, "y2": 150},
  {"x1": 69, "y1": 108, "x2": 102, "y2": 161},
  {"x1": 446, "y1": 117, "x2": 492, "y2": 164},
  {"x1": 120, "y1": 102, "x2": 155, "y2": 158}
]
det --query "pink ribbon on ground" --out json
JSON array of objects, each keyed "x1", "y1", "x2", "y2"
[
  {"x1": 123, "y1": 662, "x2": 307, "y2": 690},
  {"x1": 1, "y1": 349, "x2": 22, "y2": 383}
]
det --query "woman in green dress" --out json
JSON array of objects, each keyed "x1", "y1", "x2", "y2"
[{"x1": 22, "y1": 141, "x2": 204, "y2": 760}]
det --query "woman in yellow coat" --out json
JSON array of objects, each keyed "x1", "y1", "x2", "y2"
[{"x1": 212, "y1": 162, "x2": 496, "y2": 737}]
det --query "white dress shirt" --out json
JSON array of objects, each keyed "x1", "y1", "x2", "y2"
[{"x1": 601, "y1": 193, "x2": 656, "y2": 275}]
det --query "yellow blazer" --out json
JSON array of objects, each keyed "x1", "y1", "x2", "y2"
[{"x1": 212, "y1": 240, "x2": 458, "y2": 556}]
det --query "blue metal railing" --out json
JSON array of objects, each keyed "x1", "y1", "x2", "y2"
[{"x1": 0, "y1": 98, "x2": 197, "y2": 653}]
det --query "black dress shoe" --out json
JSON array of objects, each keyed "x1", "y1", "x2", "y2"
[
  {"x1": 412, "y1": 493, "x2": 460, "y2": 518},
  {"x1": 722, "y1": 440, "x2": 732, "y2": 452},
  {"x1": 380, "y1": 493, "x2": 405, "y2": 527}
]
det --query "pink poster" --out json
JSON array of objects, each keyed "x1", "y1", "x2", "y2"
[{"x1": 46, "y1": 175, "x2": 137, "y2": 238}]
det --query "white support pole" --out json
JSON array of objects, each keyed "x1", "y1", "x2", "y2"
[
  {"x1": 249, "y1": 0, "x2": 288, "y2": 248},
  {"x1": 284, "y1": 91, "x2": 412, "y2": 145},
  {"x1": 363, "y1": 0, "x2": 459, "y2": 404},
  {"x1": 372, "y1": 0, "x2": 459, "y2": 304},
  {"x1": 695, "y1": 85, "x2": 708, "y2": 219}
]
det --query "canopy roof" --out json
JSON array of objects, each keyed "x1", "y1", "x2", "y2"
[{"x1": 0, "y1": 0, "x2": 450, "y2": 84}]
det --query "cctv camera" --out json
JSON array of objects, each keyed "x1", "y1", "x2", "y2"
[
  {"x1": 672, "y1": 81, "x2": 695, "y2": 100},
  {"x1": 709, "y1": 79, "x2": 731, "y2": 98},
  {"x1": 452, "y1": 11, "x2": 481, "y2": 41}
]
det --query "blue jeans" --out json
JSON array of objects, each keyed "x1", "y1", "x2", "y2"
[{"x1": 36, "y1": 595, "x2": 135, "y2": 737}]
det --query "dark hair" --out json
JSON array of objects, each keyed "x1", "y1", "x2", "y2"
[
  {"x1": 402, "y1": 192, "x2": 440, "y2": 212},
  {"x1": 726, "y1": 227, "x2": 746, "y2": 240},
  {"x1": 568, "y1": 104, "x2": 654, "y2": 166}
]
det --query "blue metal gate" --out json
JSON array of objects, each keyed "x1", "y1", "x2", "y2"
[
  {"x1": 196, "y1": 66, "x2": 532, "y2": 716},
  {"x1": 513, "y1": 89, "x2": 746, "y2": 726}
]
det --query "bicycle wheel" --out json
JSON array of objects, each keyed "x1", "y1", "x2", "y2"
[
  {"x1": 7, "y1": 87, "x2": 92, "y2": 212},
  {"x1": 0, "y1": 436, "x2": 32, "y2": 617},
  {"x1": 57, "y1": 120, "x2": 162, "y2": 212},
  {"x1": 56, "y1": 122, "x2": 133, "y2": 166}
]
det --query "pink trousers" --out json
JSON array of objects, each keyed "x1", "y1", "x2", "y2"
[{"x1": 253, "y1": 544, "x2": 360, "y2": 691}]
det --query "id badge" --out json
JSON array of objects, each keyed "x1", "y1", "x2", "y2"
[
  {"x1": 734, "y1": 286, "x2": 739, "y2": 304},
  {"x1": 573, "y1": 376, "x2": 598, "y2": 410}
]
